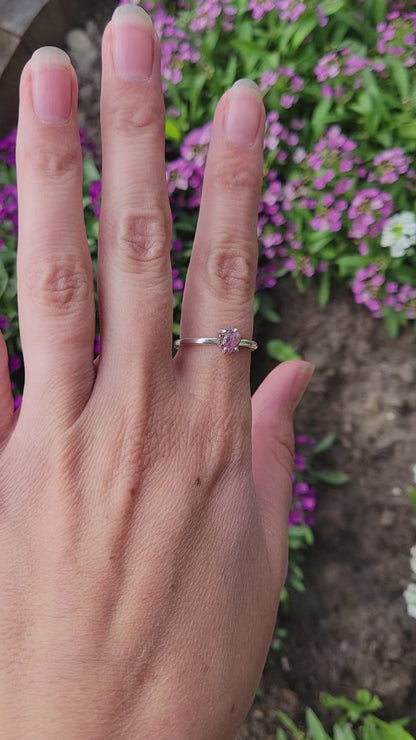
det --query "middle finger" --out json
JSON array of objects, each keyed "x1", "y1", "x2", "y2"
[{"x1": 97, "y1": 4, "x2": 173, "y2": 389}]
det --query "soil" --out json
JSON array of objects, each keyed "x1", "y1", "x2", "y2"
[{"x1": 63, "y1": 5, "x2": 416, "y2": 736}]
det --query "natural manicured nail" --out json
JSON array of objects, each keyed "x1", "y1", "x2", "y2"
[
  {"x1": 112, "y1": 4, "x2": 154, "y2": 82},
  {"x1": 291, "y1": 362, "x2": 315, "y2": 411},
  {"x1": 224, "y1": 79, "x2": 263, "y2": 147},
  {"x1": 31, "y1": 47, "x2": 72, "y2": 124}
]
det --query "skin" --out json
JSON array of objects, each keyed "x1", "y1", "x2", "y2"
[{"x1": 0, "y1": 9, "x2": 313, "y2": 740}]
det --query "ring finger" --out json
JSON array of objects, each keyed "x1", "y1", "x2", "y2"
[{"x1": 175, "y1": 80, "x2": 265, "y2": 400}]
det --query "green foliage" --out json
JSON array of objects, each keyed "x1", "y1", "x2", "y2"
[
  {"x1": 267, "y1": 339, "x2": 301, "y2": 361},
  {"x1": 408, "y1": 488, "x2": 416, "y2": 509},
  {"x1": 275, "y1": 691, "x2": 415, "y2": 740}
]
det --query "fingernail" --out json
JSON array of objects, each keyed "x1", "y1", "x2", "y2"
[
  {"x1": 291, "y1": 362, "x2": 315, "y2": 411},
  {"x1": 224, "y1": 79, "x2": 263, "y2": 147},
  {"x1": 31, "y1": 47, "x2": 72, "y2": 124},
  {"x1": 112, "y1": 4, "x2": 154, "y2": 82}
]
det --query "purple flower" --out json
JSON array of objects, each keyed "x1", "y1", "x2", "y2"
[
  {"x1": 8, "y1": 354, "x2": 20, "y2": 373},
  {"x1": 172, "y1": 268, "x2": 184, "y2": 292},
  {"x1": 281, "y1": 93, "x2": 296, "y2": 109}
]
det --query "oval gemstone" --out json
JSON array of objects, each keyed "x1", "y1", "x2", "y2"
[{"x1": 218, "y1": 327, "x2": 241, "y2": 353}]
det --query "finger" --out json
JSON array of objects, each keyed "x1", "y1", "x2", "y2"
[
  {"x1": 16, "y1": 47, "x2": 95, "y2": 423},
  {"x1": 96, "y1": 5, "x2": 173, "y2": 394},
  {"x1": 0, "y1": 332, "x2": 14, "y2": 442},
  {"x1": 251, "y1": 361, "x2": 314, "y2": 577},
  {"x1": 175, "y1": 80, "x2": 265, "y2": 395}
]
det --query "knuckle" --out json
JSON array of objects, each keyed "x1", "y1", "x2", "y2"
[
  {"x1": 110, "y1": 96, "x2": 164, "y2": 138},
  {"x1": 211, "y1": 157, "x2": 261, "y2": 195},
  {"x1": 116, "y1": 210, "x2": 171, "y2": 270},
  {"x1": 25, "y1": 141, "x2": 80, "y2": 181},
  {"x1": 24, "y1": 259, "x2": 91, "y2": 315},
  {"x1": 208, "y1": 242, "x2": 256, "y2": 298}
]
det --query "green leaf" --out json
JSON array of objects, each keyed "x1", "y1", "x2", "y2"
[
  {"x1": 267, "y1": 339, "x2": 301, "y2": 361},
  {"x1": 372, "y1": 717, "x2": 415, "y2": 740},
  {"x1": 334, "y1": 725, "x2": 356, "y2": 740},
  {"x1": 276, "y1": 710, "x2": 304, "y2": 740},
  {"x1": 372, "y1": 0, "x2": 386, "y2": 23},
  {"x1": 383, "y1": 309, "x2": 400, "y2": 339},
  {"x1": 320, "y1": 692, "x2": 350, "y2": 709},
  {"x1": 289, "y1": 524, "x2": 314, "y2": 547},
  {"x1": 337, "y1": 255, "x2": 370, "y2": 269},
  {"x1": 230, "y1": 38, "x2": 262, "y2": 55},
  {"x1": 258, "y1": 297, "x2": 281, "y2": 323},
  {"x1": 315, "y1": 470, "x2": 349, "y2": 485},
  {"x1": 319, "y1": 0, "x2": 345, "y2": 14},
  {"x1": 386, "y1": 57, "x2": 409, "y2": 100},
  {"x1": 363, "y1": 717, "x2": 381, "y2": 740},
  {"x1": 399, "y1": 122, "x2": 416, "y2": 139},
  {"x1": 408, "y1": 487, "x2": 416, "y2": 508},
  {"x1": 276, "y1": 729, "x2": 288, "y2": 740},
  {"x1": 312, "y1": 434, "x2": 336, "y2": 455},
  {"x1": 356, "y1": 690, "x2": 382, "y2": 711},
  {"x1": 318, "y1": 271, "x2": 330, "y2": 307},
  {"x1": 223, "y1": 53, "x2": 238, "y2": 87},
  {"x1": 0, "y1": 262, "x2": 8, "y2": 300},
  {"x1": 305, "y1": 709, "x2": 330, "y2": 740},
  {"x1": 165, "y1": 117, "x2": 181, "y2": 142},
  {"x1": 83, "y1": 158, "x2": 100, "y2": 184},
  {"x1": 189, "y1": 72, "x2": 209, "y2": 119},
  {"x1": 311, "y1": 97, "x2": 332, "y2": 137},
  {"x1": 291, "y1": 17, "x2": 318, "y2": 50}
]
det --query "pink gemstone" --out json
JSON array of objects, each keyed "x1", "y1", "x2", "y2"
[{"x1": 218, "y1": 327, "x2": 241, "y2": 354}]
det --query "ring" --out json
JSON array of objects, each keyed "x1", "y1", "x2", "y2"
[{"x1": 173, "y1": 327, "x2": 258, "y2": 354}]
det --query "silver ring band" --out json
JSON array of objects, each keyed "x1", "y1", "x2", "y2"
[{"x1": 173, "y1": 327, "x2": 258, "y2": 354}]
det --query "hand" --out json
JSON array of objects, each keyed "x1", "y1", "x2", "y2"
[{"x1": 0, "y1": 5, "x2": 313, "y2": 738}]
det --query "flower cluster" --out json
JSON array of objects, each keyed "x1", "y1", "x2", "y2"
[
  {"x1": 0, "y1": 127, "x2": 16, "y2": 167},
  {"x1": 348, "y1": 188, "x2": 393, "y2": 241},
  {"x1": 275, "y1": 0, "x2": 306, "y2": 23},
  {"x1": 152, "y1": 5, "x2": 200, "y2": 89},
  {"x1": 165, "y1": 120, "x2": 212, "y2": 207},
  {"x1": 260, "y1": 66, "x2": 304, "y2": 109},
  {"x1": 377, "y1": 11, "x2": 416, "y2": 67},
  {"x1": 352, "y1": 264, "x2": 416, "y2": 320},
  {"x1": 370, "y1": 148, "x2": 413, "y2": 186},
  {"x1": 0, "y1": 183, "x2": 18, "y2": 239},
  {"x1": 89, "y1": 180, "x2": 102, "y2": 219},
  {"x1": 315, "y1": 48, "x2": 384, "y2": 98},
  {"x1": 188, "y1": 0, "x2": 236, "y2": 32},
  {"x1": 290, "y1": 435, "x2": 317, "y2": 528}
]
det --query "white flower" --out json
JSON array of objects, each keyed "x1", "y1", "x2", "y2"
[
  {"x1": 381, "y1": 211, "x2": 416, "y2": 257},
  {"x1": 404, "y1": 582, "x2": 416, "y2": 619},
  {"x1": 411, "y1": 544, "x2": 416, "y2": 575}
]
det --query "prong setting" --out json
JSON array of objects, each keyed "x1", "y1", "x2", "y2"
[{"x1": 217, "y1": 327, "x2": 242, "y2": 354}]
